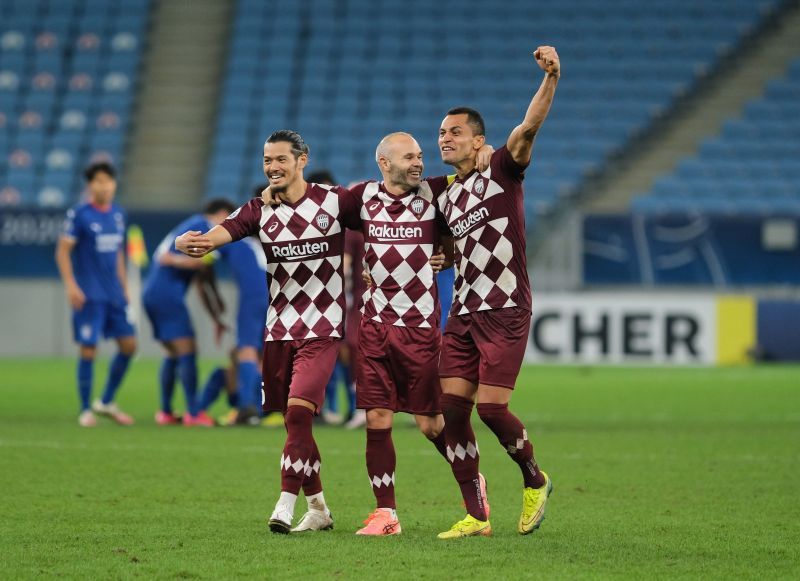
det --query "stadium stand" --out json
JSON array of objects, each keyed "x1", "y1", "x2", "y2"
[
  {"x1": 204, "y1": 0, "x2": 780, "y2": 226},
  {"x1": 0, "y1": 0, "x2": 149, "y2": 208},
  {"x1": 633, "y1": 57, "x2": 800, "y2": 214}
]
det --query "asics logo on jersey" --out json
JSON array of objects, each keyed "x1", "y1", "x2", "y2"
[
  {"x1": 451, "y1": 206, "x2": 490, "y2": 237},
  {"x1": 267, "y1": 222, "x2": 279, "y2": 233},
  {"x1": 369, "y1": 202, "x2": 381, "y2": 211},
  {"x1": 271, "y1": 240, "x2": 329, "y2": 260},
  {"x1": 368, "y1": 223, "x2": 423, "y2": 241}
]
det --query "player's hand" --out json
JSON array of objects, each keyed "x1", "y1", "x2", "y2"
[
  {"x1": 213, "y1": 320, "x2": 228, "y2": 346},
  {"x1": 66, "y1": 283, "x2": 86, "y2": 310},
  {"x1": 429, "y1": 246, "x2": 446, "y2": 272},
  {"x1": 261, "y1": 185, "x2": 281, "y2": 206},
  {"x1": 534, "y1": 46, "x2": 560, "y2": 77},
  {"x1": 476, "y1": 144, "x2": 495, "y2": 172},
  {"x1": 175, "y1": 231, "x2": 213, "y2": 257},
  {"x1": 361, "y1": 269, "x2": 374, "y2": 287}
]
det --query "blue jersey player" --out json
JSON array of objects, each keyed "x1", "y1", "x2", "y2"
[
  {"x1": 142, "y1": 199, "x2": 236, "y2": 427},
  {"x1": 216, "y1": 234, "x2": 269, "y2": 424},
  {"x1": 55, "y1": 162, "x2": 137, "y2": 427}
]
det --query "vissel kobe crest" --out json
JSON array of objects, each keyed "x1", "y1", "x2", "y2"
[
  {"x1": 473, "y1": 178, "x2": 486, "y2": 196},
  {"x1": 316, "y1": 213, "x2": 330, "y2": 231},
  {"x1": 411, "y1": 197, "x2": 424, "y2": 215}
]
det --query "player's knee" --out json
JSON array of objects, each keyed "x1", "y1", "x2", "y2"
[
  {"x1": 366, "y1": 408, "x2": 392, "y2": 429},
  {"x1": 119, "y1": 338, "x2": 137, "y2": 356},
  {"x1": 415, "y1": 415, "x2": 442, "y2": 438},
  {"x1": 79, "y1": 345, "x2": 97, "y2": 359}
]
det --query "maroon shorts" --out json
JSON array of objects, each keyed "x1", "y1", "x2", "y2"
[
  {"x1": 261, "y1": 337, "x2": 340, "y2": 414},
  {"x1": 439, "y1": 307, "x2": 531, "y2": 389},
  {"x1": 356, "y1": 319, "x2": 442, "y2": 416}
]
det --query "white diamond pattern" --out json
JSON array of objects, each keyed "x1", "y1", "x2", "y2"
[
  {"x1": 370, "y1": 472, "x2": 396, "y2": 488},
  {"x1": 445, "y1": 441, "x2": 479, "y2": 464},
  {"x1": 358, "y1": 180, "x2": 443, "y2": 327}
]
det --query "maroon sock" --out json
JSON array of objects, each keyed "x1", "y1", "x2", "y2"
[
  {"x1": 301, "y1": 440, "x2": 323, "y2": 497},
  {"x1": 427, "y1": 430, "x2": 448, "y2": 460},
  {"x1": 477, "y1": 402, "x2": 546, "y2": 489},
  {"x1": 280, "y1": 406, "x2": 315, "y2": 494},
  {"x1": 441, "y1": 393, "x2": 486, "y2": 521},
  {"x1": 366, "y1": 428, "x2": 396, "y2": 509}
]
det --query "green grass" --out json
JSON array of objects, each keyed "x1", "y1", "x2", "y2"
[{"x1": 1, "y1": 360, "x2": 798, "y2": 579}]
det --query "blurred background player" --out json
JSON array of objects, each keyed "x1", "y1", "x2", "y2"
[
  {"x1": 436, "y1": 47, "x2": 559, "y2": 539},
  {"x1": 55, "y1": 161, "x2": 136, "y2": 427},
  {"x1": 142, "y1": 199, "x2": 237, "y2": 427},
  {"x1": 175, "y1": 131, "x2": 362, "y2": 533},
  {"x1": 307, "y1": 169, "x2": 359, "y2": 426},
  {"x1": 213, "y1": 184, "x2": 270, "y2": 426}
]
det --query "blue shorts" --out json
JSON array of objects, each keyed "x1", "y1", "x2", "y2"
[
  {"x1": 143, "y1": 297, "x2": 194, "y2": 343},
  {"x1": 236, "y1": 302, "x2": 267, "y2": 350},
  {"x1": 73, "y1": 302, "x2": 135, "y2": 346}
]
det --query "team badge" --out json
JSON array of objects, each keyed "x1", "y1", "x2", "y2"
[
  {"x1": 473, "y1": 178, "x2": 486, "y2": 196},
  {"x1": 316, "y1": 213, "x2": 330, "y2": 231},
  {"x1": 411, "y1": 198, "x2": 424, "y2": 216}
]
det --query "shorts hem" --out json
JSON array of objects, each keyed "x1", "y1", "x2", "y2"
[{"x1": 439, "y1": 373, "x2": 478, "y2": 384}]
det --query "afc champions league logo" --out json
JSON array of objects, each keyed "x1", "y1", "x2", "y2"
[
  {"x1": 410, "y1": 197, "x2": 424, "y2": 217},
  {"x1": 316, "y1": 213, "x2": 330, "y2": 231}
]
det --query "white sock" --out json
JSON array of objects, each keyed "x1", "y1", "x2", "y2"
[
  {"x1": 276, "y1": 491, "x2": 297, "y2": 515},
  {"x1": 306, "y1": 491, "x2": 327, "y2": 512},
  {"x1": 378, "y1": 507, "x2": 397, "y2": 519}
]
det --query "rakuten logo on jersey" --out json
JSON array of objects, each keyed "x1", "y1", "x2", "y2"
[
  {"x1": 271, "y1": 240, "x2": 329, "y2": 261},
  {"x1": 451, "y1": 206, "x2": 489, "y2": 237},
  {"x1": 367, "y1": 223, "x2": 423, "y2": 241}
]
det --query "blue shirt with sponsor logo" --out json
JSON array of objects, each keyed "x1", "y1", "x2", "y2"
[
  {"x1": 143, "y1": 214, "x2": 212, "y2": 301},
  {"x1": 62, "y1": 202, "x2": 127, "y2": 306}
]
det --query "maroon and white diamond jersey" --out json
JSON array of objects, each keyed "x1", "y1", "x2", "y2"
[
  {"x1": 437, "y1": 146, "x2": 532, "y2": 316},
  {"x1": 221, "y1": 183, "x2": 360, "y2": 341},
  {"x1": 352, "y1": 179, "x2": 450, "y2": 328}
]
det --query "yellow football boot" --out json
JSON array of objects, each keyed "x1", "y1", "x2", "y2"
[{"x1": 518, "y1": 471, "x2": 553, "y2": 535}]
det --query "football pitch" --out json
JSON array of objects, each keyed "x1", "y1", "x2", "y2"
[{"x1": 1, "y1": 359, "x2": 798, "y2": 579}]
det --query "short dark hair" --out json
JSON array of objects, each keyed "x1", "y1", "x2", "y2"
[
  {"x1": 446, "y1": 107, "x2": 486, "y2": 137},
  {"x1": 203, "y1": 198, "x2": 236, "y2": 215},
  {"x1": 84, "y1": 161, "x2": 116, "y2": 181},
  {"x1": 307, "y1": 169, "x2": 336, "y2": 186},
  {"x1": 266, "y1": 130, "x2": 310, "y2": 158}
]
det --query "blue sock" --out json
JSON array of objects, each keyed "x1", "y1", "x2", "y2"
[
  {"x1": 177, "y1": 353, "x2": 198, "y2": 415},
  {"x1": 159, "y1": 357, "x2": 178, "y2": 414},
  {"x1": 250, "y1": 375, "x2": 262, "y2": 416},
  {"x1": 324, "y1": 363, "x2": 339, "y2": 413},
  {"x1": 101, "y1": 352, "x2": 132, "y2": 405},
  {"x1": 198, "y1": 367, "x2": 226, "y2": 412},
  {"x1": 343, "y1": 364, "x2": 357, "y2": 416},
  {"x1": 77, "y1": 357, "x2": 93, "y2": 412},
  {"x1": 237, "y1": 361, "x2": 259, "y2": 410},
  {"x1": 226, "y1": 389, "x2": 239, "y2": 409}
]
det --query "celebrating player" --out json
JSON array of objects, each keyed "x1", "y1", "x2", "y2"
[
  {"x1": 435, "y1": 46, "x2": 560, "y2": 538},
  {"x1": 142, "y1": 200, "x2": 237, "y2": 427},
  {"x1": 174, "y1": 130, "x2": 361, "y2": 534},
  {"x1": 348, "y1": 132, "x2": 456, "y2": 535},
  {"x1": 55, "y1": 162, "x2": 136, "y2": 427}
]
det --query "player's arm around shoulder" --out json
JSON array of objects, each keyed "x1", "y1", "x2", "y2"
[{"x1": 507, "y1": 45, "x2": 560, "y2": 168}]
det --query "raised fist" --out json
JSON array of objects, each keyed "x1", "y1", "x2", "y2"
[{"x1": 534, "y1": 46, "x2": 560, "y2": 76}]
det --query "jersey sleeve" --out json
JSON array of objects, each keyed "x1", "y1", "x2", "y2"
[
  {"x1": 62, "y1": 207, "x2": 81, "y2": 240},
  {"x1": 492, "y1": 145, "x2": 528, "y2": 183},
  {"x1": 335, "y1": 185, "x2": 363, "y2": 231},
  {"x1": 220, "y1": 198, "x2": 264, "y2": 242}
]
